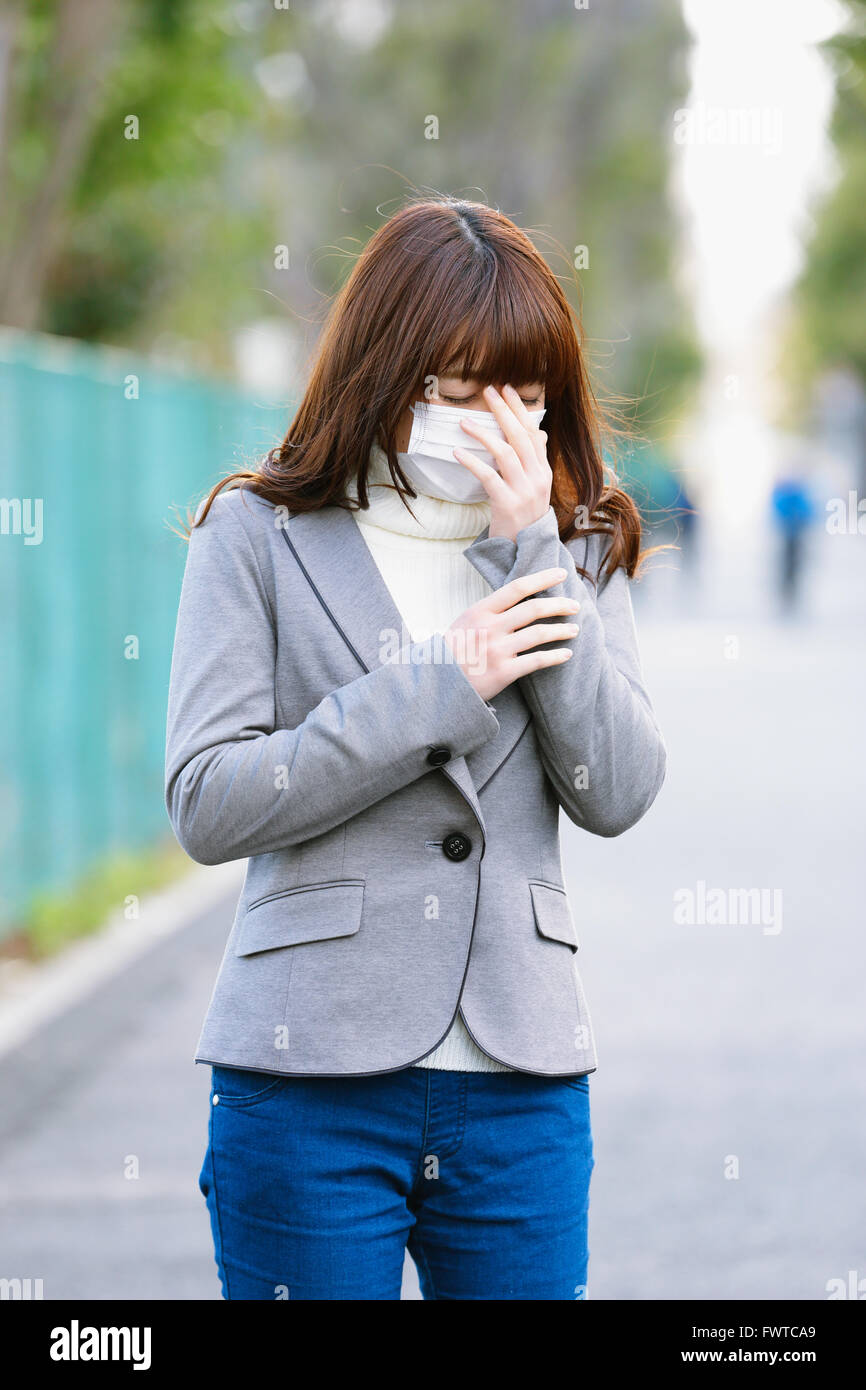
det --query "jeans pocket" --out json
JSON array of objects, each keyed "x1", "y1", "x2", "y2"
[
  {"x1": 211, "y1": 1064, "x2": 287, "y2": 1108},
  {"x1": 198, "y1": 1140, "x2": 213, "y2": 1199}
]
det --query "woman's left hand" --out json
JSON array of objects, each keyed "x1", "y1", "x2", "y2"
[{"x1": 453, "y1": 383, "x2": 552, "y2": 542}]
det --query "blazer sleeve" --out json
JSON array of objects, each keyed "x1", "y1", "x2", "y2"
[
  {"x1": 463, "y1": 507, "x2": 666, "y2": 837},
  {"x1": 164, "y1": 497, "x2": 500, "y2": 864}
]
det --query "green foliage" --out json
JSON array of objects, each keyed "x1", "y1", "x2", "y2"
[
  {"x1": 47, "y1": 1, "x2": 263, "y2": 351},
  {"x1": 789, "y1": 0, "x2": 866, "y2": 393},
  {"x1": 2, "y1": 0, "x2": 700, "y2": 430},
  {"x1": 26, "y1": 838, "x2": 192, "y2": 959}
]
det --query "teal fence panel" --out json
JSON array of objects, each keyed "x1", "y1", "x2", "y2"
[{"x1": 0, "y1": 328, "x2": 292, "y2": 937}]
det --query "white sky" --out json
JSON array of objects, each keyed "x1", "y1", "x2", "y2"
[
  {"x1": 677, "y1": 0, "x2": 842, "y2": 347},
  {"x1": 674, "y1": 0, "x2": 844, "y2": 520}
]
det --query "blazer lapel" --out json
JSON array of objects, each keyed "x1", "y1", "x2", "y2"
[
  {"x1": 280, "y1": 505, "x2": 531, "y2": 822},
  {"x1": 281, "y1": 505, "x2": 405, "y2": 676}
]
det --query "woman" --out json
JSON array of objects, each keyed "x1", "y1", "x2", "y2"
[{"x1": 164, "y1": 196, "x2": 667, "y2": 1301}]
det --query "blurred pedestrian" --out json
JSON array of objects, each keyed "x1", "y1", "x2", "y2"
[
  {"x1": 672, "y1": 478, "x2": 699, "y2": 571},
  {"x1": 770, "y1": 475, "x2": 816, "y2": 611}
]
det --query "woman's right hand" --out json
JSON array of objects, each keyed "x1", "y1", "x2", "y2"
[{"x1": 444, "y1": 567, "x2": 579, "y2": 701}]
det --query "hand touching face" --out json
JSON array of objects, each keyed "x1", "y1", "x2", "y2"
[
  {"x1": 395, "y1": 374, "x2": 550, "y2": 541},
  {"x1": 451, "y1": 382, "x2": 551, "y2": 542}
]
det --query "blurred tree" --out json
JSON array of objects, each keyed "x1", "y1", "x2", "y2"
[
  {"x1": 0, "y1": 0, "x2": 131, "y2": 329},
  {"x1": 0, "y1": 0, "x2": 262, "y2": 356},
  {"x1": 0, "y1": 0, "x2": 699, "y2": 431},
  {"x1": 789, "y1": 0, "x2": 866, "y2": 390},
  {"x1": 256, "y1": 0, "x2": 700, "y2": 435}
]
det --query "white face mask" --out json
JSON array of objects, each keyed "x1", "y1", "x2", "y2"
[{"x1": 397, "y1": 400, "x2": 547, "y2": 504}]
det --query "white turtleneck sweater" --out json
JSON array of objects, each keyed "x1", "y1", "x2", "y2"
[{"x1": 350, "y1": 444, "x2": 514, "y2": 1073}]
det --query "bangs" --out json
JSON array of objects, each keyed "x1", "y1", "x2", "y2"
[{"x1": 430, "y1": 255, "x2": 576, "y2": 397}]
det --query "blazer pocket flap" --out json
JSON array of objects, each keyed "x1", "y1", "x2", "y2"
[
  {"x1": 234, "y1": 880, "x2": 365, "y2": 956},
  {"x1": 529, "y1": 881, "x2": 579, "y2": 951}
]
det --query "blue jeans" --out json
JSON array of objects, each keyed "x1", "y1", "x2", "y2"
[{"x1": 198, "y1": 1064, "x2": 594, "y2": 1300}]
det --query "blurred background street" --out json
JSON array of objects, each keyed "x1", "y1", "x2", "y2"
[{"x1": 1, "y1": 0, "x2": 864, "y2": 1299}]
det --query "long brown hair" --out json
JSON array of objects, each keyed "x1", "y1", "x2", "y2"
[{"x1": 190, "y1": 196, "x2": 645, "y2": 582}]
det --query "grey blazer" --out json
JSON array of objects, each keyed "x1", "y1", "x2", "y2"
[{"x1": 164, "y1": 486, "x2": 666, "y2": 1077}]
